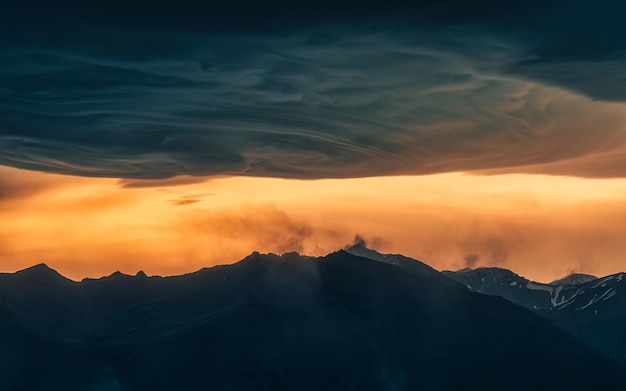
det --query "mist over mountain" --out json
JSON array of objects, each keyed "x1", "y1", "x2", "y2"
[{"x1": 1, "y1": 249, "x2": 626, "y2": 390}]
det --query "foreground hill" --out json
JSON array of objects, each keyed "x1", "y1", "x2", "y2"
[{"x1": 1, "y1": 251, "x2": 625, "y2": 390}]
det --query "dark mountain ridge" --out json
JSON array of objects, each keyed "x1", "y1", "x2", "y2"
[{"x1": 1, "y1": 251, "x2": 625, "y2": 390}]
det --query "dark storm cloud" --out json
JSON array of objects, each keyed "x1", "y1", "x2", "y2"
[
  {"x1": 2, "y1": 1, "x2": 626, "y2": 179},
  {"x1": 495, "y1": 1, "x2": 626, "y2": 102},
  {"x1": 118, "y1": 176, "x2": 210, "y2": 188},
  {"x1": 169, "y1": 199, "x2": 202, "y2": 206},
  {"x1": 167, "y1": 193, "x2": 213, "y2": 206}
]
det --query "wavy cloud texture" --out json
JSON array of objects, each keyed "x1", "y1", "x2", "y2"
[{"x1": 2, "y1": 21, "x2": 626, "y2": 179}]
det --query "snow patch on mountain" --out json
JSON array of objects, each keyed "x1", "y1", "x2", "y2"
[{"x1": 550, "y1": 273, "x2": 597, "y2": 286}]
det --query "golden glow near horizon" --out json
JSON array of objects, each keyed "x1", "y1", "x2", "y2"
[{"x1": 2, "y1": 165, "x2": 626, "y2": 282}]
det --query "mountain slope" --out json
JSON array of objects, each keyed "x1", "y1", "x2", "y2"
[
  {"x1": 550, "y1": 273, "x2": 597, "y2": 286},
  {"x1": 1, "y1": 253, "x2": 625, "y2": 390},
  {"x1": 442, "y1": 267, "x2": 556, "y2": 309},
  {"x1": 444, "y1": 267, "x2": 626, "y2": 365},
  {"x1": 345, "y1": 244, "x2": 460, "y2": 287}
]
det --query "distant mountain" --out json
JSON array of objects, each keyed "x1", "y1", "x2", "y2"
[
  {"x1": 550, "y1": 273, "x2": 598, "y2": 286},
  {"x1": 6, "y1": 263, "x2": 74, "y2": 285},
  {"x1": 344, "y1": 244, "x2": 457, "y2": 286},
  {"x1": 1, "y1": 252, "x2": 625, "y2": 390},
  {"x1": 444, "y1": 267, "x2": 626, "y2": 365},
  {"x1": 442, "y1": 267, "x2": 556, "y2": 310}
]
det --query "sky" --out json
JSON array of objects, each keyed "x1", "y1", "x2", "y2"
[{"x1": 2, "y1": 0, "x2": 626, "y2": 281}]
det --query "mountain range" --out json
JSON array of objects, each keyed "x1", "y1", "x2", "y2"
[
  {"x1": 1, "y1": 247, "x2": 625, "y2": 390},
  {"x1": 442, "y1": 265, "x2": 626, "y2": 365}
]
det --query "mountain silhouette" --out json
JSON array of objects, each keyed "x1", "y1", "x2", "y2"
[{"x1": 1, "y1": 251, "x2": 625, "y2": 390}]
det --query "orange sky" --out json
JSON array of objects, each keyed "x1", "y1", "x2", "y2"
[{"x1": 2, "y1": 165, "x2": 626, "y2": 282}]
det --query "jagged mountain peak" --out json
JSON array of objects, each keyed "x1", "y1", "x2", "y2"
[
  {"x1": 239, "y1": 251, "x2": 306, "y2": 264},
  {"x1": 17, "y1": 262, "x2": 54, "y2": 272},
  {"x1": 11, "y1": 263, "x2": 72, "y2": 283},
  {"x1": 108, "y1": 270, "x2": 132, "y2": 278},
  {"x1": 444, "y1": 266, "x2": 527, "y2": 282},
  {"x1": 344, "y1": 242, "x2": 411, "y2": 262}
]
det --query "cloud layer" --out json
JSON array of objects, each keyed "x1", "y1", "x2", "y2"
[{"x1": 2, "y1": 2, "x2": 626, "y2": 179}]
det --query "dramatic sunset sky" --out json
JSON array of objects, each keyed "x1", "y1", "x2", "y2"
[{"x1": 2, "y1": 0, "x2": 626, "y2": 281}]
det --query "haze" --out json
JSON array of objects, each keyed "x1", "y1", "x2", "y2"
[{"x1": 1, "y1": 165, "x2": 625, "y2": 282}]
